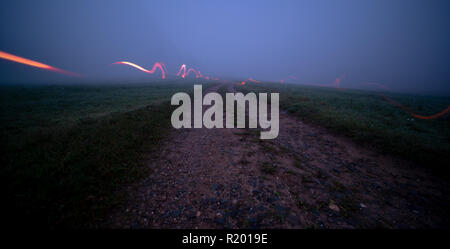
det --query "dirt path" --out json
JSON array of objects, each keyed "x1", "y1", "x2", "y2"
[{"x1": 105, "y1": 83, "x2": 450, "y2": 228}]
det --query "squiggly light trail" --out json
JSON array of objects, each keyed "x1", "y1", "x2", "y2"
[
  {"x1": 113, "y1": 61, "x2": 166, "y2": 79},
  {"x1": 177, "y1": 64, "x2": 203, "y2": 79},
  {"x1": 4, "y1": 50, "x2": 445, "y2": 120},
  {"x1": 0, "y1": 50, "x2": 80, "y2": 76}
]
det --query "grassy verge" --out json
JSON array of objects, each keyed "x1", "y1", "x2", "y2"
[
  {"x1": 237, "y1": 82, "x2": 450, "y2": 173},
  {"x1": 0, "y1": 82, "x2": 213, "y2": 228}
]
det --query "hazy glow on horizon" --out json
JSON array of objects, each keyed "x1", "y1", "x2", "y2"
[{"x1": 0, "y1": 0, "x2": 449, "y2": 95}]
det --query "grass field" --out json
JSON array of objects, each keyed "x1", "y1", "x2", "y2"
[
  {"x1": 0, "y1": 82, "x2": 211, "y2": 228},
  {"x1": 237, "y1": 82, "x2": 450, "y2": 173},
  {"x1": 1, "y1": 81, "x2": 449, "y2": 228}
]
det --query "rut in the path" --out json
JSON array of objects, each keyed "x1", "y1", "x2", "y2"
[{"x1": 106, "y1": 83, "x2": 450, "y2": 228}]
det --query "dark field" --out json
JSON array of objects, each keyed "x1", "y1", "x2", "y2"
[
  {"x1": 0, "y1": 82, "x2": 206, "y2": 227},
  {"x1": 1, "y1": 81, "x2": 449, "y2": 228},
  {"x1": 239, "y1": 82, "x2": 450, "y2": 172}
]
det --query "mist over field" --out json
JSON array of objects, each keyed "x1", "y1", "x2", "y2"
[{"x1": 1, "y1": 0, "x2": 449, "y2": 95}]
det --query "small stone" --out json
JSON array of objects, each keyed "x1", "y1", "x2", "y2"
[{"x1": 329, "y1": 203, "x2": 340, "y2": 212}]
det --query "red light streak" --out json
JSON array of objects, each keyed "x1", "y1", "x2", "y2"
[
  {"x1": 362, "y1": 82, "x2": 450, "y2": 120},
  {"x1": 177, "y1": 64, "x2": 187, "y2": 78},
  {"x1": 4, "y1": 50, "x2": 445, "y2": 120},
  {"x1": 187, "y1": 68, "x2": 201, "y2": 78},
  {"x1": 327, "y1": 79, "x2": 449, "y2": 120},
  {"x1": 379, "y1": 94, "x2": 450, "y2": 120},
  {"x1": 177, "y1": 64, "x2": 202, "y2": 79}
]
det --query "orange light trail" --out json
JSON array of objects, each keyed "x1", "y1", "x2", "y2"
[
  {"x1": 362, "y1": 82, "x2": 450, "y2": 120},
  {"x1": 113, "y1": 61, "x2": 166, "y2": 79},
  {"x1": 328, "y1": 79, "x2": 449, "y2": 120},
  {"x1": 0, "y1": 50, "x2": 80, "y2": 76},
  {"x1": 379, "y1": 94, "x2": 450, "y2": 120}
]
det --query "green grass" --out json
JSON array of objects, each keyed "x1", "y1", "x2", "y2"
[
  {"x1": 238, "y1": 82, "x2": 450, "y2": 173},
  {"x1": 0, "y1": 82, "x2": 195, "y2": 128},
  {"x1": 2, "y1": 80, "x2": 448, "y2": 227},
  {"x1": 0, "y1": 81, "x2": 213, "y2": 228}
]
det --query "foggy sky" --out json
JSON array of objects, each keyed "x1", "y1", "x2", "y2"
[{"x1": 1, "y1": 0, "x2": 449, "y2": 95}]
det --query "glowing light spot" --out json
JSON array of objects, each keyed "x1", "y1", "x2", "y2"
[
  {"x1": 113, "y1": 61, "x2": 166, "y2": 79},
  {"x1": 0, "y1": 50, "x2": 80, "y2": 76}
]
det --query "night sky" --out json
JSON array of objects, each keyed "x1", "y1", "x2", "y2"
[{"x1": 1, "y1": 0, "x2": 449, "y2": 95}]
